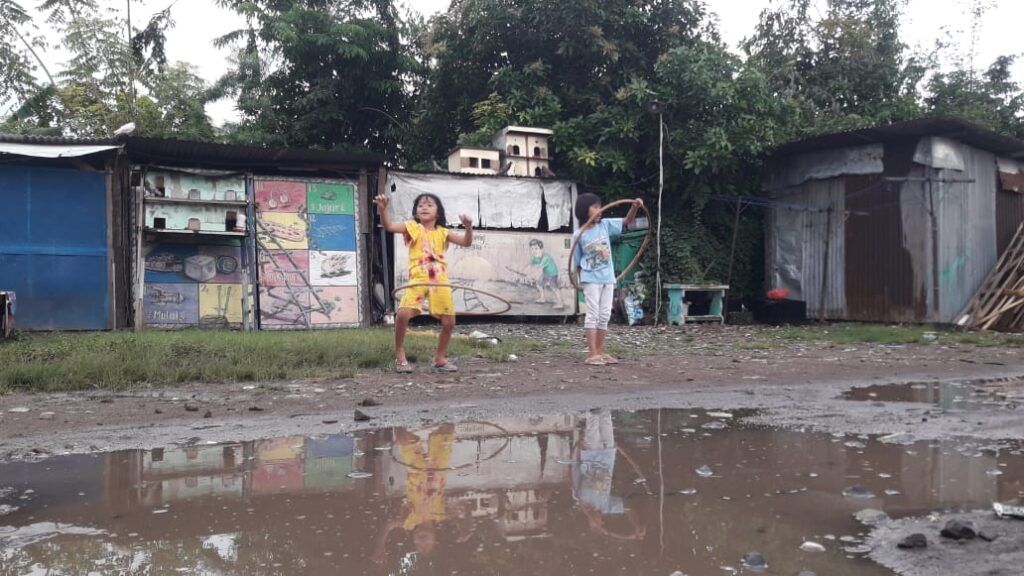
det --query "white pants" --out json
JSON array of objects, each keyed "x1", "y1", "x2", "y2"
[{"x1": 582, "y1": 283, "x2": 614, "y2": 330}]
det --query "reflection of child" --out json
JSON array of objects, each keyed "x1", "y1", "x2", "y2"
[
  {"x1": 526, "y1": 239, "x2": 564, "y2": 309},
  {"x1": 571, "y1": 410, "x2": 648, "y2": 541},
  {"x1": 372, "y1": 424, "x2": 476, "y2": 570}
]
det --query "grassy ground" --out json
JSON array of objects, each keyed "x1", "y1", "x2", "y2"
[
  {"x1": 0, "y1": 329, "x2": 541, "y2": 394},
  {"x1": 774, "y1": 323, "x2": 1024, "y2": 348},
  {"x1": 2, "y1": 323, "x2": 1020, "y2": 394}
]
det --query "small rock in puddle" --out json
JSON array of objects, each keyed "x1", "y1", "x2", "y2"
[
  {"x1": 855, "y1": 508, "x2": 889, "y2": 526},
  {"x1": 741, "y1": 551, "x2": 767, "y2": 571},
  {"x1": 702, "y1": 421, "x2": 727, "y2": 430},
  {"x1": 897, "y1": 533, "x2": 928, "y2": 549},
  {"x1": 842, "y1": 485, "x2": 876, "y2": 499},
  {"x1": 354, "y1": 409, "x2": 372, "y2": 422},
  {"x1": 800, "y1": 541, "x2": 826, "y2": 553},
  {"x1": 695, "y1": 465, "x2": 714, "y2": 478},
  {"x1": 940, "y1": 519, "x2": 976, "y2": 540}
]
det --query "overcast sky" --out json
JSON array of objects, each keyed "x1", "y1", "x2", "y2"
[{"x1": 32, "y1": 0, "x2": 1024, "y2": 125}]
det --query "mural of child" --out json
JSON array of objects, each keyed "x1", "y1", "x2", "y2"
[{"x1": 525, "y1": 239, "x2": 564, "y2": 309}]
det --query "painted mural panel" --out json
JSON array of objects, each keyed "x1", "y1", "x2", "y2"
[
  {"x1": 308, "y1": 213, "x2": 357, "y2": 251},
  {"x1": 311, "y1": 287, "x2": 359, "y2": 324},
  {"x1": 145, "y1": 204, "x2": 243, "y2": 234},
  {"x1": 144, "y1": 283, "x2": 199, "y2": 325},
  {"x1": 394, "y1": 230, "x2": 577, "y2": 316},
  {"x1": 255, "y1": 180, "x2": 306, "y2": 213},
  {"x1": 255, "y1": 177, "x2": 362, "y2": 328},
  {"x1": 309, "y1": 250, "x2": 357, "y2": 286},
  {"x1": 307, "y1": 182, "x2": 355, "y2": 215},
  {"x1": 200, "y1": 284, "x2": 245, "y2": 326},
  {"x1": 257, "y1": 250, "x2": 310, "y2": 287},
  {"x1": 143, "y1": 241, "x2": 245, "y2": 328},
  {"x1": 257, "y1": 212, "x2": 308, "y2": 250},
  {"x1": 259, "y1": 286, "x2": 311, "y2": 326}
]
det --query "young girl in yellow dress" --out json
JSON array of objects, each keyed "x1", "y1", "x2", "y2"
[{"x1": 374, "y1": 192, "x2": 473, "y2": 373}]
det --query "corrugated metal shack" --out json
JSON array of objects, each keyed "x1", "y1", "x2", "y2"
[{"x1": 766, "y1": 117, "x2": 1024, "y2": 324}]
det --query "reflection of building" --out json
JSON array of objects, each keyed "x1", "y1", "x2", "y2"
[
  {"x1": 140, "y1": 444, "x2": 248, "y2": 506},
  {"x1": 499, "y1": 489, "x2": 551, "y2": 539}
]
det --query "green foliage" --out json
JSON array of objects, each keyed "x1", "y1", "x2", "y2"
[
  {"x1": 1, "y1": 2, "x2": 214, "y2": 139},
  {"x1": 212, "y1": 0, "x2": 420, "y2": 158},
  {"x1": 926, "y1": 56, "x2": 1024, "y2": 139}
]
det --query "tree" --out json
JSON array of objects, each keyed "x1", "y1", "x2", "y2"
[
  {"x1": 742, "y1": 0, "x2": 925, "y2": 136},
  {"x1": 0, "y1": 0, "x2": 97, "y2": 116},
  {"x1": 213, "y1": 0, "x2": 420, "y2": 158},
  {"x1": 2, "y1": 4, "x2": 216, "y2": 139},
  {"x1": 926, "y1": 56, "x2": 1024, "y2": 139}
]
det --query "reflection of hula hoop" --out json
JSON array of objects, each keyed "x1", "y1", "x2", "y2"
[
  {"x1": 567, "y1": 199, "x2": 652, "y2": 290},
  {"x1": 390, "y1": 421, "x2": 512, "y2": 471},
  {"x1": 391, "y1": 283, "x2": 512, "y2": 316}
]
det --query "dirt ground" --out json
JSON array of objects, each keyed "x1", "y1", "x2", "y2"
[{"x1": 2, "y1": 324, "x2": 1023, "y2": 461}]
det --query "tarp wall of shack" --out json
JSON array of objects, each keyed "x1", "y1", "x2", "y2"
[{"x1": 768, "y1": 179, "x2": 846, "y2": 319}]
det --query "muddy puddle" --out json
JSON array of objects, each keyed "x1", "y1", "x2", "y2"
[
  {"x1": 2, "y1": 409, "x2": 1023, "y2": 575},
  {"x1": 842, "y1": 381, "x2": 1015, "y2": 411}
]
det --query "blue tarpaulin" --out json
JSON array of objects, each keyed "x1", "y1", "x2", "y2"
[{"x1": 0, "y1": 165, "x2": 110, "y2": 330}]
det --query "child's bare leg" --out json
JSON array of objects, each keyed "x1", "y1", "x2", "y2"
[
  {"x1": 586, "y1": 328, "x2": 600, "y2": 359},
  {"x1": 395, "y1": 308, "x2": 415, "y2": 364},
  {"x1": 435, "y1": 314, "x2": 455, "y2": 365},
  {"x1": 595, "y1": 328, "x2": 606, "y2": 356}
]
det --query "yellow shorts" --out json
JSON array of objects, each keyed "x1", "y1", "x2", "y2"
[{"x1": 399, "y1": 283, "x2": 455, "y2": 317}]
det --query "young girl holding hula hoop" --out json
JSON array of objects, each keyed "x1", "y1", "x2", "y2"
[
  {"x1": 375, "y1": 193, "x2": 474, "y2": 373},
  {"x1": 572, "y1": 193, "x2": 644, "y2": 366}
]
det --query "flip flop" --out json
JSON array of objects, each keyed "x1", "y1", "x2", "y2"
[
  {"x1": 584, "y1": 357, "x2": 606, "y2": 366},
  {"x1": 601, "y1": 355, "x2": 619, "y2": 365},
  {"x1": 433, "y1": 362, "x2": 459, "y2": 373},
  {"x1": 396, "y1": 361, "x2": 413, "y2": 374}
]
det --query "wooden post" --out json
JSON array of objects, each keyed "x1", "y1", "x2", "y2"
[
  {"x1": 726, "y1": 197, "x2": 742, "y2": 289},
  {"x1": 819, "y1": 206, "x2": 832, "y2": 322}
]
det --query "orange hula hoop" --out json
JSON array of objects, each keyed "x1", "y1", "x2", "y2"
[
  {"x1": 567, "y1": 199, "x2": 652, "y2": 290},
  {"x1": 391, "y1": 282, "x2": 513, "y2": 316}
]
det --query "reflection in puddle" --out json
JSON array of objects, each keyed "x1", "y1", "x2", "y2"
[
  {"x1": 842, "y1": 381, "x2": 1013, "y2": 410},
  {"x1": 1, "y1": 410, "x2": 1023, "y2": 575}
]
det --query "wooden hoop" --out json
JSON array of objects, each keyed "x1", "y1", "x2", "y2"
[
  {"x1": 392, "y1": 282, "x2": 513, "y2": 316},
  {"x1": 567, "y1": 199, "x2": 652, "y2": 290},
  {"x1": 389, "y1": 421, "x2": 512, "y2": 472}
]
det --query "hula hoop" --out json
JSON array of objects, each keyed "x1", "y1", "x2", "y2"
[
  {"x1": 567, "y1": 198, "x2": 652, "y2": 290},
  {"x1": 392, "y1": 283, "x2": 513, "y2": 316},
  {"x1": 389, "y1": 421, "x2": 512, "y2": 472}
]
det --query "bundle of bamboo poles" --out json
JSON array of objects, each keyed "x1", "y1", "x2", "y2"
[{"x1": 957, "y1": 223, "x2": 1024, "y2": 332}]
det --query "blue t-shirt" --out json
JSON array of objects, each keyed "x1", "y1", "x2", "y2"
[{"x1": 572, "y1": 218, "x2": 623, "y2": 285}]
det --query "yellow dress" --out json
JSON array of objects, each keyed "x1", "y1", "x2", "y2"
[
  {"x1": 399, "y1": 220, "x2": 454, "y2": 316},
  {"x1": 399, "y1": 428, "x2": 454, "y2": 530}
]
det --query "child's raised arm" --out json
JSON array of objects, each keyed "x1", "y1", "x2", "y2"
[
  {"x1": 374, "y1": 195, "x2": 407, "y2": 234},
  {"x1": 623, "y1": 198, "x2": 644, "y2": 228},
  {"x1": 448, "y1": 213, "x2": 475, "y2": 247}
]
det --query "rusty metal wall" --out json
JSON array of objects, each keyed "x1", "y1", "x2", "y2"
[
  {"x1": 996, "y1": 189, "x2": 1024, "y2": 255},
  {"x1": 844, "y1": 176, "x2": 923, "y2": 322}
]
